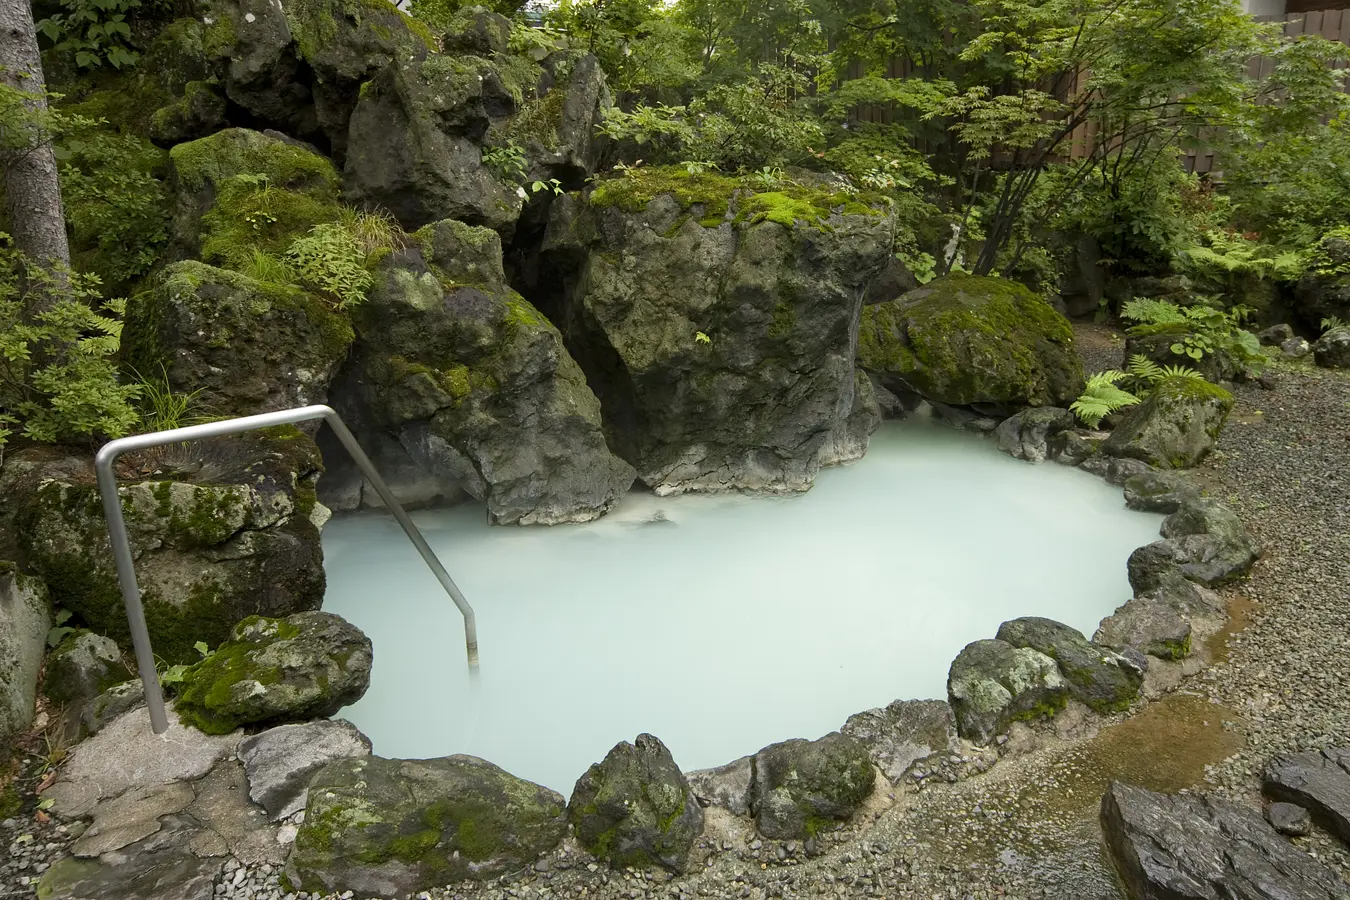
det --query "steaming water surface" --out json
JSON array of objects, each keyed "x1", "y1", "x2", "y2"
[{"x1": 321, "y1": 418, "x2": 1164, "y2": 793}]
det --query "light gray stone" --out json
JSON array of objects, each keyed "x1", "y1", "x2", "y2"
[
  {"x1": 686, "y1": 756, "x2": 753, "y2": 817},
  {"x1": 72, "y1": 782, "x2": 195, "y2": 858},
  {"x1": 0, "y1": 564, "x2": 50, "y2": 741},
  {"x1": 840, "y1": 699, "x2": 957, "y2": 783},
  {"x1": 36, "y1": 815, "x2": 224, "y2": 900},
  {"x1": 238, "y1": 719, "x2": 373, "y2": 820}
]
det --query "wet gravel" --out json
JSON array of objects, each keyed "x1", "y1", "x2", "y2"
[{"x1": 6, "y1": 331, "x2": 1350, "y2": 900}]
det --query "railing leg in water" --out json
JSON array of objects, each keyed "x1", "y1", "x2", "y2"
[{"x1": 94, "y1": 404, "x2": 478, "y2": 735}]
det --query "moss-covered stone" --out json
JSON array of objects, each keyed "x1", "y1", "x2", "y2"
[
  {"x1": 749, "y1": 733, "x2": 875, "y2": 841},
  {"x1": 567, "y1": 734, "x2": 703, "y2": 872},
  {"x1": 149, "y1": 80, "x2": 228, "y2": 148},
  {"x1": 947, "y1": 639, "x2": 1068, "y2": 745},
  {"x1": 174, "y1": 611, "x2": 370, "y2": 734},
  {"x1": 287, "y1": 755, "x2": 567, "y2": 895},
  {"x1": 995, "y1": 617, "x2": 1143, "y2": 715},
  {"x1": 42, "y1": 631, "x2": 125, "y2": 709},
  {"x1": 1, "y1": 567, "x2": 51, "y2": 743},
  {"x1": 1102, "y1": 375, "x2": 1234, "y2": 469},
  {"x1": 858, "y1": 274, "x2": 1084, "y2": 410}
]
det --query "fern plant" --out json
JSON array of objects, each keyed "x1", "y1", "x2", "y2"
[
  {"x1": 1322, "y1": 316, "x2": 1348, "y2": 334},
  {"x1": 1070, "y1": 371, "x2": 1141, "y2": 428},
  {"x1": 1120, "y1": 297, "x2": 1263, "y2": 368}
]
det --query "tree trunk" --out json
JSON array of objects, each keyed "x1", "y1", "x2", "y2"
[{"x1": 0, "y1": 0, "x2": 71, "y2": 294}]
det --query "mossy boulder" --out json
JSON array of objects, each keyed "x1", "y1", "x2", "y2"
[
  {"x1": 173, "y1": 611, "x2": 370, "y2": 734},
  {"x1": 1313, "y1": 326, "x2": 1350, "y2": 369},
  {"x1": 149, "y1": 80, "x2": 228, "y2": 147},
  {"x1": 947, "y1": 639, "x2": 1068, "y2": 745},
  {"x1": 287, "y1": 754, "x2": 567, "y2": 896},
  {"x1": 344, "y1": 54, "x2": 525, "y2": 232},
  {"x1": 440, "y1": 6, "x2": 512, "y2": 54},
  {"x1": 1102, "y1": 375, "x2": 1233, "y2": 470},
  {"x1": 995, "y1": 617, "x2": 1143, "y2": 714},
  {"x1": 123, "y1": 261, "x2": 354, "y2": 420},
  {"x1": 336, "y1": 223, "x2": 634, "y2": 524},
  {"x1": 0, "y1": 565, "x2": 51, "y2": 742},
  {"x1": 538, "y1": 171, "x2": 895, "y2": 494},
  {"x1": 1094, "y1": 595, "x2": 1194, "y2": 661},
  {"x1": 749, "y1": 733, "x2": 875, "y2": 840},
  {"x1": 18, "y1": 430, "x2": 327, "y2": 663},
  {"x1": 1123, "y1": 326, "x2": 1248, "y2": 384},
  {"x1": 167, "y1": 128, "x2": 342, "y2": 267},
  {"x1": 492, "y1": 52, "x2": 610, "y2": 187},
  {"x1": 1122, "y1": 471, "x2": 1203, "y2": 513},
  {"x1": 567, "y1": 734, "x2": 703, "y2": 872},
  {"x1": 43, "y1": 631, "x2": 125, "y2": 710},
  {"x1": 857, "y1": 275, "x2": 1084, "y2": 412}
]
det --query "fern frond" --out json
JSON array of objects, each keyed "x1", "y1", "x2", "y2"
[
  {"x1": 1070, "y1": 369, "x2": 1140, "y2": 428},
  {"x1": 1127, "y1": 355, "x2": 1163, "y2": 382},
  {"x1": 1159, "y1": 364, "x2": 1202, "y2": 379},
  {"x1": 1121, "y1": 297, "x2": 1186, "y2": 326}
]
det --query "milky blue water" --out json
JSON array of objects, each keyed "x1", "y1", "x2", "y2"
[{"x1": 321, "y1": 417, "x2": 1163, "y2": 794}]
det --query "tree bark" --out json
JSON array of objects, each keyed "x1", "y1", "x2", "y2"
[{"x1": 0, "y1": 0, "x2": 71, "y2": 289}]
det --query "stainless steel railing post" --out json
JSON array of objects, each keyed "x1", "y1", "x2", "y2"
[{"x1": 93, "y1": 404, "x2": 478, "y2": 735}]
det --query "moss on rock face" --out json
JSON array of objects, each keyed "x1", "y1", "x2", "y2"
[
  {"x1": 1102, "y1": 375, "x2": 1234, "y2": 469},
  {"x1": 947, "y1": 639, "x2": 1069, "y2": 745},
  {"x1": 995, "y1": 617, "x2": 1143, "y2": 715},
  {"x1": 287, "y1": 755, "x2": 567, "y2": 895},
  {"x1": 749, "y1": 733, "x2": 875, "y2": 841},
  {"x1": 173, "y1": 611, "x2": 371, "y2": 734},
  {"x1": 858, "y1": 274, "x2": 1084, "y2": 410}
]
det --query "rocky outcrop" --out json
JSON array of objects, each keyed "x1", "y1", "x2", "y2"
[
  {"x1": 749, "y1": 733, "x2": 875, "y2": 840},
  {"x1": 1295, "y1": 232, "x2": 1350, "y2": 329},
  {"x1": 17, "y1": 430, "x2": 327, "y2": 663},
  {"x1": 840, "y1": 699, "x2": 958, "y2": 783},
  {"x1": 687, "y1": 757, "x2": 753, "y2": 817},
  {"x1": 288, "y1": 755, "x2": 568, "y2": 896},
  {"x1": 1129, "y1": 498, "x2": 1261, "y2": 588},
  {"x1": 1102, "y1": 375, "x2": 1233, "y2": 469},
  {"x1": 1100, "y1": 781, "x2": 1349, "y2": 900},
  {"x1": 858, "y1": 275, "x2": 1084, "y2": 413},
  {"x1": 333, "y1": 220, "x2": 635, "y2": 524},
  {"x1": 238, "y1": 719, "x2": 372, "y2": 821},
  {"x1": 567, "y1": 734, "x2": 703, "y2": 872},
  {"x1": 994, "y1": 407, "x2": 1076, "y2": 463},
  {"x1": 540, "y1": 170, "x2": 895, "y2": 495},
  {"x1": 1094, "y1": 595, "x2": 1194, "y2": 660},
  {"x1": 995, "y1": 617, "x2": 1142, "y2": 713},
  {"x1": 0, "y1": 564, "x2": 50, "y2": 742},
  {"x1": 123, "y1": 262, "x2": 354, "y2": 421},
  {"x1": 1263, "y1": 747, "x2": 1350, "y2": 845},
  {"x1": 1313, "y1": 326, "x2": 1350, "y2": 369},
  {"x1": 173, "y1": 612, "x2": 372, "y2": 734},
  {"x1": 946, "y1": 639, "x2": 1068, "y2": 745}
]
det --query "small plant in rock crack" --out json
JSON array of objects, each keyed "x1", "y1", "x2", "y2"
[{"x1": 159, "y1": 641, "x2": 214, "y2": 688}]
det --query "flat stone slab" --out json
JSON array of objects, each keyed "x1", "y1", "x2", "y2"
[
  {"x1": 72, "y1": 783, "x2": 194, "y2": 858},
  {"x1": 1101, "y1": 781, "x2": 1349, "y2": 900},
  {"x1": 43, "y1": 705, "x2": 240, "y2": 817},
  {"x1": 237, "y1": 719, "x2": 371, "y2": 820},
  {"x1": 1264, "y1": 747, "x2": 1350, "y2": 845},
  {"x1": 37, "y1": 815, "x2": 223, "y2": 900}
]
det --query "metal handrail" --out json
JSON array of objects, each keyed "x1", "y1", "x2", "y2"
[{"x1": 94, "y1": 404, "x2": 478, "y2": 735}]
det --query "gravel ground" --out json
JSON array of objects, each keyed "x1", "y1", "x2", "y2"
[{"x1": 4, "y1": 328, "x2": 1349, "y2": 900}]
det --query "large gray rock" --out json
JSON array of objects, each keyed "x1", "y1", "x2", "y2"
[
  {"x1": 1264, "y1": 747, "x2": 1350, "y2": 845},
  {"x1": 1102, "y1": 375, "x2": 1234, "y2": 469},
  {"x1": 1155, "y1": 498, "x2": 1260, "y2": 585},
  {"x1": 18, "y1": 429, "x2": 327, "y2": 664},
  {"x1": 995, "y1": 617, "x2": 1143, "y2": 714},
  {"x1": 541, "y1": 172, "x2": 895, "y2": 494},
  {"x1": 43, "y1": 631, "x2": 125, "y2": 711},
  {"x1": 567, "y1": 734, "x2": 703, "y2": 872},
  {"x1": 1122, "y1": 470, "x2": 1202, "y2": 513},
  {"x1": 124, "y1": 262, "x2": 354, "y2": 421},
  {"x1": 946, "y1": 639, "x2": 1068, "y2": 745},
  {"x1": 1313, "y1": 326, "x2": 1350, "y2": 369},
  {"x1": 336, "y1": 222, "x2": 635, "y2": 524},
  {"x1": 995, "y1": 407, "x2": 1076, "y2": 462},
  {"x1": 749, "y1": 733, "x2": 875, "y2": 840},
  {"x1": 686, "y1": 756, "x2": 753, "y2": 817},
  {"x1": 1093, "y1": 595, "x2": 1194, "y2": 661},
  {"x1": 344, "y1": 54, "x2": 524, "y2": 232},
  {"x1": 1101, "y1": 781, "x2": 1349, "y2": 900},
  {"x1": 858, "y1": 274, "x2": 1084, "y2": 412},
  {"x1": 238, "y1": 719, "x2": 373, "y2": 821},
  {"x1": 0, "y1": 564, "x2": 50, "y2": 742},
  {"x1": 839, "y1": 699, "x2": 957, "y2": 783},
  {"x1": 287, "y1": 755, "x2": 567, "y2": 896},
  {"x1": 173, "y1": 612, "x2": 372, "y2": 735}
]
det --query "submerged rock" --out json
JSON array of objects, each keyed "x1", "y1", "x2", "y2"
[
  {"x1": 1102, "y1": 375, "x2": 1233, "y2": 469},
  {"x1": 1313, "y1": 326, "x2": 1350, "y2": 369},
  {"x1": 0, "y1": 564, "x2": 50, "y2": 742},
  {"x1": 337, "y1": 221, "x2": 635, "y2": 524},
  {"x1": 18, "y1": 429, "x2": 326, "y2": 663},
  {"x1": 858, "y1": 275, "x2": 1084, "y2": 412},
  {"x1": 1264, "y1": 747, "x2": 1350, "y2": 844},
  {"x1": 238, "y1": 719, "x2": 373, "y2": 821},
  {"x1": 1100, "y1": 781, "x2": 1349, "y2": 900},
  {"x1": 749, "y1": 733, "x2": 876, "y2": 840},
  {"x1": 173, "y1": 611, "x2": 372, "y2": 734},
  {"x1": 567, "y1": 734, "x2": 703, "y2": 872},
  {"x1": 994, "y1": 407, "x2": 1076, "y2": 463},
  {"x1": 946, "y1": 639, "x2": 1067, "y2": 745},
  {"x1": 540, "y1": 170, "x2": 895, "y2": 495},
  {"x1": 840, "y1": 699, "x2": 957, "y2": 783},
  {"x1": 995, "y1": 617, "x2": 1142, "y2": 713},
  {"x1": 287, "y1": 755, "x2": 567, "y2": 896}
]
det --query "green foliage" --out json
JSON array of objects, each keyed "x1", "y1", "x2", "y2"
[
  {"x1": 36, "y1": 0, "x2": 158, "y2": 69},
  {"x1": 0, "y1": 238, "x2": 142, "y2": 448},
  {"x1": 483, "y1": 142, "x2": 528, "y2": 184},
  {"x1": 130, "y1": 363, "x2": 210, "y2": 433},
  {"x1": 1121, "y1": 297, "x2": 1264, "y2": 367},
  {"x1": 284, "y1": 224, "x2": 374, "y2": 310},
  {"x1": 1070, "y1": 371, "x2": 1140, "y2": 429},
  {"x1": 160, "y1": 639, "x2": 213, "y2": 688},
  {"x1": 46, "y1": 609, "x2": 76, "y2": 649},
  {"x1": 1174, "y1": 228, "x2": 1305, "y2": 285},
  {"x1": 1322, "y1": 316, "x2": 1348, "y2": 334}
]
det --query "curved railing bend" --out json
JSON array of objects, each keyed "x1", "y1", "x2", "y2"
[{"x1": 94, "y1": 404, "x2": 478, "y2": 735}]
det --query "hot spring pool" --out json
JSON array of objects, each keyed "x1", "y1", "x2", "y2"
[{"x1": 320, "y1": 417, "x2": 1164, "y2": 793}]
